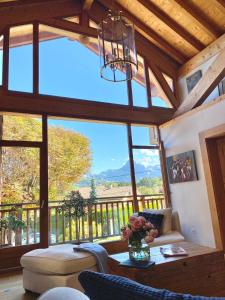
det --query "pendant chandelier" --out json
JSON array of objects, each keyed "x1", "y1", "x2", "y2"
[{"x1": 98, "y1": 10, "x2": 138, "y2": 82}]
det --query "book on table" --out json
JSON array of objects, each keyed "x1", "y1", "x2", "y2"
[{"x1": 160, "y1": 246, "x2": 188, "y2": 257}]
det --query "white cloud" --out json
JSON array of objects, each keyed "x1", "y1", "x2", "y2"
[{"x1": 134, "y1": 149, "x2": 160, "y2": 167}]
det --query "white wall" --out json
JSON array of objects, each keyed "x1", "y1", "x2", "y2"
[{"x1": 160, "y1": 97, "x2": 225, "y2": 248}]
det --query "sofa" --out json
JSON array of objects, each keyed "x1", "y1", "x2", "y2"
[{"x1": 38, "y1": 271, "x2": 225, "y2": 300}]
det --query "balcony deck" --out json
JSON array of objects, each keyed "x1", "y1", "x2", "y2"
[{"x1": 0, "y1": 194, "x2": 165, "y2": 247}]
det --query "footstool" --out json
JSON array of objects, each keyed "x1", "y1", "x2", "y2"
[{"x1": 20, "y1": 244, "x2": 97, "y2": 294}]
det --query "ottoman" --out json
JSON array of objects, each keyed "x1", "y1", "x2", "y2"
[{"x1": 20, "y1": 244, "x2": 97, "y2": 294}]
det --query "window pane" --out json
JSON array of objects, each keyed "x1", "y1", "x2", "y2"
[
  {"x1": 1, "y1": 113, "x2": 42, "y2": 141},
  {"x1": 0, "y1": 147, "x2": 40, "y2": 246},
  {"x1": 149, "y1": 68, "x2": 172, "y2": 108},
  {"x1": 131, "y1": 125, "x2": 158, "y2": 146},
  {"x1": 133, "y1": 149, "x2": 163, "y2": 195},
  {"x1": 48, "y1": 118, "x2": 132, "y2": 201},
  {"x1": 132, "y1": 56, "x2": 148, "y2": 107},
  {"x1": 1, "y1": 147, "x2": 40, "y2": 204},
  {"x1": 9, "y1": 24, "x2": 33, "y2": 92},
  {"x1": 0, "y1": 35, "x2": 3, "y2": 86},
  {"x1": 39, "y1": 25, "x2": 128, "y2": 105}
]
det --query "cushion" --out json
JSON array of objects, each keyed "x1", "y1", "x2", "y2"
[
  {"x1": 79, "y1": 271, "x2": 224, "y2": 300},
  {"x1": 151, "y1": 231, "x2": 185, "y2": 247},
  {"x1": 20, "y1": 244, "x2": 96, "y2": 275},
  {"x1": 144, "y1": 208, "x2": 172, "y2": 234},
  {"x1": 38, "y1": 287, "x2": 90, "y2": 300},
  {"x1": 138, "y1": 212, "x2": 164, "y2": 236}
]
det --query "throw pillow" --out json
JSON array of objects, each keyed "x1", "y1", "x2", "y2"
[
  {"x1": 143, "y1": 208, "x2": 172, "y2": 234},
  {"x1": 138, "y1": 212, "x2": 164, "y2": 236}
]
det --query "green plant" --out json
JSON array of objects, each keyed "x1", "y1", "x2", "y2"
[{"x1": 7, "y1": 215, "x2": 26, "y2": 231}]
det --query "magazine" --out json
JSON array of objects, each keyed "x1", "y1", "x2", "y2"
[{"x1": 160, "y1": 246, "x2": 188, "y2": 257}]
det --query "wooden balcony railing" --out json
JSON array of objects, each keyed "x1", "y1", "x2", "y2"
[{"x1": 0, "y1": 194, "x2": 165, "y2": 246}]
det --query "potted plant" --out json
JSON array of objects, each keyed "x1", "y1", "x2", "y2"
[{"x1": 6, "y1": 214, "x2": 26, "y2": 246}]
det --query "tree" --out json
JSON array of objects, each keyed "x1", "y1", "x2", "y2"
[
  {"x1": 89, "y1": 178, "x2": 97, "y2": 205},
  {"x1": 1, "y1": 116, "x2": 91, "y2": 204},
  {"x1": 59, "y1": 190, "x2": 87, "y2": 243}
]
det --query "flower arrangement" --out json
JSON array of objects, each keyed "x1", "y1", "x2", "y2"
[{"x1": 121, "y1": 215, "x2": 158, "y2": 247}]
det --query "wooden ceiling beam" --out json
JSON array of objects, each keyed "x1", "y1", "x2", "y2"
[
  {"x1": 178, "y1": 33, "x2": 225, "y2": 78},
  {"x1": 0, "y1": 90, "x2": 175, "y2": 125},
  {"x1": 39, "y1": 18, "x2": 97, "y2": 39},
  {"x1": 83, "y1": 0, "x2": 94, "y2": 10},
  {"x1": 216, "y1": 0, "x2": 225, "y2": 9},
  {"x1": 0, "y1": 0, "x2": 82, "y2": 34},
  {"x1": 175, "y1": 47, "x2": 225, "y2": 116},
  {"x1": 173, "y1": 0, "x2": 222, "y2": 38},
  {"x1": 97, "y1": 0, "x2": 187, "y2": 64},
  {"x1": 137, "y1": 0, "x2": 205, "y2": 51}
]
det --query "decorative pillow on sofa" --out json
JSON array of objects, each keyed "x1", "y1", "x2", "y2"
[
  {"x1": 138, "y1": 212, "x2": 164, "y2": 236},
  {"x1": 78, "y1": 271, "x2": 224, "y2": 300},
  {"x1": 143, "y1": 208, "x2": 172, "y2": 235}
]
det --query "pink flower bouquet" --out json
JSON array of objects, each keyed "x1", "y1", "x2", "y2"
[{"x1": 121, "y1": 215, "x2": 158, "y2": 246}]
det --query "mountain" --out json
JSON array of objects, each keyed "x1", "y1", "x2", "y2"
[{"x1": 78, "y1": 161, "x2": 161, "y2": 186}]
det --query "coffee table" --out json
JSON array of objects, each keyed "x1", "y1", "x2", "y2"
[{"x1": 108, "y1": 241, "x2": 225, "y2": 296}]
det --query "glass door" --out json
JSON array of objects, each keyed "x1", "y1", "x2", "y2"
[{"x1": 0, "y1": 113, "x2": 48, "y2": 251}]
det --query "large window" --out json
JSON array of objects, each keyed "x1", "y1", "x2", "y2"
[{"x1": 39, "y1": 25, "x2": 128, "y2": 105}]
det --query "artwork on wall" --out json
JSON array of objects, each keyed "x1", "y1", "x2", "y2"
[
  {"x1": 186, "y1": 70, "x2": 202, "y2": 93},
  {"x1": 166, "y1": 151, "x2": 198, "y2": 184}
]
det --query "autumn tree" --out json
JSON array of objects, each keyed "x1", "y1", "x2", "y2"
[{"x1": 1, "y1": 115, "x2": 91, "y2": 204}]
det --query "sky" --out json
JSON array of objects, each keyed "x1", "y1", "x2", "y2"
[{"x1": 5, "y1": 33, "x2": 162, "y2": 175}]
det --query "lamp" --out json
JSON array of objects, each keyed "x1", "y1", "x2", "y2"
[{"x1": 98, "y1": 10, "x2": 138, "y2": 82}]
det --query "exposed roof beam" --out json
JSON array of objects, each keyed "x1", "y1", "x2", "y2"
[
  {"x1": 173, "y1": 0, "x2": 222, "y2": 38},
  {"x1": 97, "y1": 0, "x2": 187, "y2": 64},
  {"x1": 216, "y1": 0, "x2": 225, "y2": 9},
  {"x1": 0, "y1": 0, "x2": 82, "y2": 34},
  {"x1": 175, "y1": 47, "x2": 225, "y2": 116},
  {"x1": 0, "y1": 90, "x2": 175, "y2": 125},
  {"x1": 39, "y1": 18, "x2": 97, "y2": 38},
  {"x1": 178, "y1": 33, "x2": 225, "y2": 78},
  {"x1": 137, "y1": 0, "x2": 205, "y2": 51},
  {"x1": 83, "y1": 0, "x2": 94, "y2": 10}
]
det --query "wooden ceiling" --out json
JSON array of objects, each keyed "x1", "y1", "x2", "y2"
[
  {"x1": 0, "y1": 0, "x2": 224, "y2": 67},
  {"x1": 100, "y1": 0, "x2": 225, "y2": 65}
]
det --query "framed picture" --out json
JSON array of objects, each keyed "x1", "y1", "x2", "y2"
[
  {"x1": 166, "y1": 151, "x2": 198, "y2": 184},
  {"x1": 186, "y1": 70, "x2": 202, "y2": 93}
]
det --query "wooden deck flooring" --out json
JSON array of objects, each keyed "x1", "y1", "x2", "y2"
[{"x1": 0, "y1": 272, "x2": 37, "y2": 300}]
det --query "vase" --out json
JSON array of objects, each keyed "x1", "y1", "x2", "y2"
[{"x1": 128, "y1": 241, "x2": 150, "y2": 262}]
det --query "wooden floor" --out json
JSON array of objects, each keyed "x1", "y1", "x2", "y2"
[{"x1": 0, "y1": 272, "x2": 38, "y2": 300}]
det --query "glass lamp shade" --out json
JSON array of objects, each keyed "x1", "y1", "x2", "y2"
[{"x1": 98, "y1": 12, "x2": 138, "y2": 82}]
